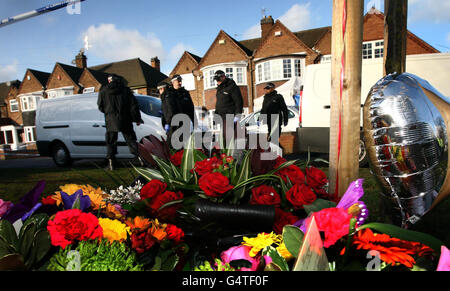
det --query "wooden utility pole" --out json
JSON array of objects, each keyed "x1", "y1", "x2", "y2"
[
  {"x1": 329, "y1": 0, "x2": 364, "y2": 198},
  {"x1": 383, "y1": 0, "x2": 408, "y2": 75}
]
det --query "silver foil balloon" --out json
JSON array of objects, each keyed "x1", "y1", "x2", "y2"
[{"x1": 363, "y1": 72, "x2": 449, "y2": 227}]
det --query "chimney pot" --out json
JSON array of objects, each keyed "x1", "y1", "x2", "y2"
[
  {"x1": 260, "y1": 15, "x2": 274, "y2": 39},
  {"x1": 75, "y1": 50, "x2": 87, "y2": 68},
  {"x1": 151, "y1": 56, "x2": 160, "y2": 72}
]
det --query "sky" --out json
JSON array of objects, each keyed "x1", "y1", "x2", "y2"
[{"x1": 0, "y1": 0, "x2": 449, "y2": 83}]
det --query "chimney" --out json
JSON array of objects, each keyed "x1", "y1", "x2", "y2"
[
  {"x1": 260, "y1": 15, "x2": 274, "y2": 39},
  {"x1": 75, "y1": 50, "x2": 87, "y2": 68},
  {"x1": 151, "y1": 57, "x2": 160, "y2": 71}
]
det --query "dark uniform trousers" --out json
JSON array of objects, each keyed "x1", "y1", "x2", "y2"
[
  {"x1": 266, "y1": 115, "x2": 282, "y2": 143},
  {"x1": 106, "y1": 130, "x2": 139, "y2": 159}
]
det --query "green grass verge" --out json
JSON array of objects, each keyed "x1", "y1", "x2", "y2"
[{"x1": 0, "y1": 165, "x2": 448, "y2": 246}]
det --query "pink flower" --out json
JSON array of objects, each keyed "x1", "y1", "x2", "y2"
[
  {"x1": 437, "y1": 246, "x2": 450, "y2": 271},
  {"x1": 220, "y1": 245, "x2": 259, "y2": 271},
  {"x1": 0, "y1": 199, "x2": 14, "y2": 218}
]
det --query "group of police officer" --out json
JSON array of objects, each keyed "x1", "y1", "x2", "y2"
[{"x1": 98, "y1": 70, "x2": 289, "y2": 170}]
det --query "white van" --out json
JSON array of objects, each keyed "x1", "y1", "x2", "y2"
[
  {"x1": 36, "y1": 92, "x2": 166, "y2": 166},
  {"x1": 297, "y1": 52, "x2": 450, "y2": 165}
]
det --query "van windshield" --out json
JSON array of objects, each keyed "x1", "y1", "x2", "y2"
[{"x1": 135, "y1": 95, "x2": 162, "y2": 117}]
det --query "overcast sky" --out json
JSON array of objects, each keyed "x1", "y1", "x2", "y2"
[{"x1": 0, "y1": 0, "x2": 449, "y2": 83}]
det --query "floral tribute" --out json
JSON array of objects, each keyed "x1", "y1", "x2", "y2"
[{"x1": 0, "y1": 135, "x2": 446, "y2": 271}]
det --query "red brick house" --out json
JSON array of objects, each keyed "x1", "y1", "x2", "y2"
[
  {"x1": 170, "y1": 51, "x2": 203, "y2": 106},
  {"x1": 45, "y1": 62, "x2": 84, "y2": 98},
  {"x1": 0, "y1": 80, "x2": 22, "y2": 148},
  {"x1": 171, "y1": 8, "x2": 439, "y2": 115}
]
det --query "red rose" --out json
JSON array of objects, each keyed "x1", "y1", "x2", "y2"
[
  {"x1": 276, "y1": 164, "x2": 306, "y2": 185},
  {"x1": 140, "y1": 179, "x2": 167, "y2": 200},
  {"x1": 198, "y1": 172, "x2": 233, "y2": 198},
  {"x1": 165, "y1": 224, "x2": 185, "y2": 244},
  {"x1": 149, "y1": 190, "x2": 184, "y2": 211},
  {"x1": 250, "y1": 185, "x2": 281, "y2": 206},
  {"x1": 285, "y1": 183, "x2": 316, "y2": 209},
  {"x1": 170, "y1": 150, "x2": 184, "y2": 166},
  {"x1": 274, "y1": 156, "x2": 287, "y2": 168},
  {"x1": 131, "y1": 230, "x2": 157, "y2": 254},
  {"x1": 47, "y1": 209, "x2": 103, "y2": 249},
  {"x1": 306, "y1": 166, "x2": 328, "y2": 190},
  {"x1": 304, "y1": 208, "x2": 351, "y2": 247},
  {"x1": 273, "y1": 208, "x2": 299, "y2": 234},
  {"x1": 194, "y1": 157, "x2": 222, "y2": 176}
]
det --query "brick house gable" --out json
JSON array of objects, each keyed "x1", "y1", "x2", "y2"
[
  {"x1": 253, "y1": 20, "x2": 319, "y2": 61},
  {"x1": 46, "y1": 63, "x2": 83, "y2": 94},
  {"x1": 17, "y1": 69, "x2": 50, "y2": 95},
  {"x1": 198, "y1": 30, "x2": 251, "y2": 69},
  {"x1": 170, "y1": 51, "x2": 201, "y2": 77},
  {"x1": 78, "y1": 68, "x2": 109, "y2": 93}
]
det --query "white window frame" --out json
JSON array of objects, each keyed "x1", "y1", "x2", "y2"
[
  {"x1": 202, "y1": 64, "x2": 247, "y2": 90},
  {"x1": 9, "y1": 100, "x2": 19, "y2": 112},
  {"x1": 46, "y1": 87, "x2": 74, "y2": 99},
  {"x1": 363, "y1": 40, "x2": 384, "y2": 60},
  {"x1": 24, "y1": 126, "x2": 36, "y2": 142},
  {"x1": 256, "y1": 57, "x2": 305, "y2": 84},
  {"x1": 83, "y1": 87, "x2": 95, "y2": 93}
]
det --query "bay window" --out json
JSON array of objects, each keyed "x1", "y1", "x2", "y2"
[
  {"x1": 256, "y1": 57, "x2": 305, "y2": 84},
  {"x1": 203, "y1": 65, "x2": 247, "y2": 89},
  {"x1": 9, "y1": 100, "x2": 19, "y2": 112}
]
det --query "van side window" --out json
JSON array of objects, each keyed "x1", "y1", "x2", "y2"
[{"x1": 136, "y1": 96, "x2": 162, "y2": 117}]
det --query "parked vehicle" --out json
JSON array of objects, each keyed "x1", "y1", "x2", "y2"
[
  {"x1": 297, "y1": 52, "x2": 450, "y2": 166},
  {"x1": 239, "y1": 106, "x2": 299, "y2": 134},
  {"x1": 36, "y1": 92, "x2": 166, "y2": 166}
]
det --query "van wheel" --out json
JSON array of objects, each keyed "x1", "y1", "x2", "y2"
[
  {"x1": 359, "y1": 138, "x2": 368, "y2": 167},
  {"x1": 51, "y1": 142, "x2": 73, "y2": 167}
]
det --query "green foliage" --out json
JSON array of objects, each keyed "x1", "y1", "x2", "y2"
[
  {"x1": 0, "y1": 213, "x2": 51, "y2": 270},
  {"x1": 262, "y1": 246, "x2": 289, "y2": 271},
  {"x1": 282, "y1": 225, "x2": 304, "y2": 258},
  {"x1": 47, "y1": 239, "x2": 143, "y2": 271},
  {"x1": 303, "y1": 199, "x2": 337, "y2": 215},
  {"x1": 194, "y1": 259, "x2": 235, "y2": 271}
]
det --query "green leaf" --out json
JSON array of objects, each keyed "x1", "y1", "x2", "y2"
[
  {"x1": 18, "y1": 223, "x2": 36, "y2": 260},
  {"x1": 303, "y1": 199, "x2": 337, "y2": 215},
  {"x1": 262, "y1": 246, "x2": 289, "y2": 271},
  {"x1": 161, "y1": 254, "x2": 179, "y2": 271},
  {"x1": 181, "y1": 134, "x2": 195, "y2": 183},
  {"x1": 72, "y1": 195, "x2": 81, "y2": 210},
  {"x1": 357, "y1": 222, "x2": 444, "y2": 253},
  {"x1": 231, "y1": 150, "x2": 251, "y2": 204},
  {"x1": 0, "y1": 254, "x2": 27, "y2": 271},
  {"x1": 282, "y1": 225, "x2": 304, "y2": 258},
  {"x1": 33, "y1": 230, "x2": 51, "y2": 264},
  {"x1": 25, "y1": 213, "x2": 49, "y2": 231},
  {"x1": 0, "y1": 219, "x2": 18, "y2": 248},
  {"x1": 150, "y1": 256, "x2": 162, "y2": 271},
  {"x1": 133, "y1": 166, "x2": 164, "y2": 181}
]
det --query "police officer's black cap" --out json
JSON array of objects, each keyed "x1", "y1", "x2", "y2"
[
  {"x1": 171, "y1": 74, "x2": 182, "y2": 82},
  {"x1": 213, "y1": 70, "x2": 225, "y2": 81},
  {"x1": 264, "y1": 82, "x2": 275, "y2": 89},
  {"x1": 157, "y1": 82, "x2": 169, "y2": 90}
]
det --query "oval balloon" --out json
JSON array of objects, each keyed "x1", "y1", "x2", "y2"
[{"x1": 363, "y1": 72, "x2": 449, "y2": 226}]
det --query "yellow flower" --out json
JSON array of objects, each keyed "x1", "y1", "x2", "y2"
[
  {"x1": 276, "y1": 242, "x2": 294, "y2": 261},
  {"x1": 103, "y1": 204, "x2": 123, "y2": 219},
  {"x1": 242, "y1": 232, "x2": 282, "y2": 257},
  {"x1": 98, "y1": 218, "x2": 130, "y2": 243},
  {"x1": 126, "y1": 216, "x2": 151, "y2": 231}
]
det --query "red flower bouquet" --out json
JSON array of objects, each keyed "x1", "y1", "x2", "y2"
[
  {"x1": 285, "y1": 183, "x2": 316, "y2": 209},
  {"x1": 250, "y1": 185, "x2": 281, "y2": 206},
  {"x1": 140, "y1": 179, "x2": 167, "y2": 200},
  {"x1": 47, "y1": 209, "x2": 103, "y2": 249},
  {"x1": 198, "y1": 172, "x2": 234, "y2": 198}
]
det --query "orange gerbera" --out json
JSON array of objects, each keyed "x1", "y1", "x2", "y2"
[
  {"x1": 126, "y1": 216, "x2": 151, "y2": 231},
  {"x1": 351, "y1": 228, "x2": 434, "y2": 268}
]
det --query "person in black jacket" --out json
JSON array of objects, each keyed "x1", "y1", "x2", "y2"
[
  {"x1": 158, "y1": 81, "x2": 180, "y2": 148},
  {"x1": 214, "y1": 70, "x2": 244, "y2": 143},
  {"x1": 260, "y1": 82, "x2": 289, "y2": 143},
  {"x1": 171, "y1": 74, "x2": 196, "y2": 131},
  {"x1": 97, "y1": 74, "x2": 144, "y2": 170}
]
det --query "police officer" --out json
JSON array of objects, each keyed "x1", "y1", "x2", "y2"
[
  {"x1": 171, "y1": 74, "x2": 196, "y2": 130},
  {"x1": 158, "y1": 81, "x2": 180, "y2": 148},
  {"x1": 260, "y1": 82, "x2": 289, "y2": 143},
  {"x1": 214, "y1": 70, "x2": 244, "y2": 143},
  {"x1": 97, "y1": 74, "x2": 144, "y2": 170}
]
